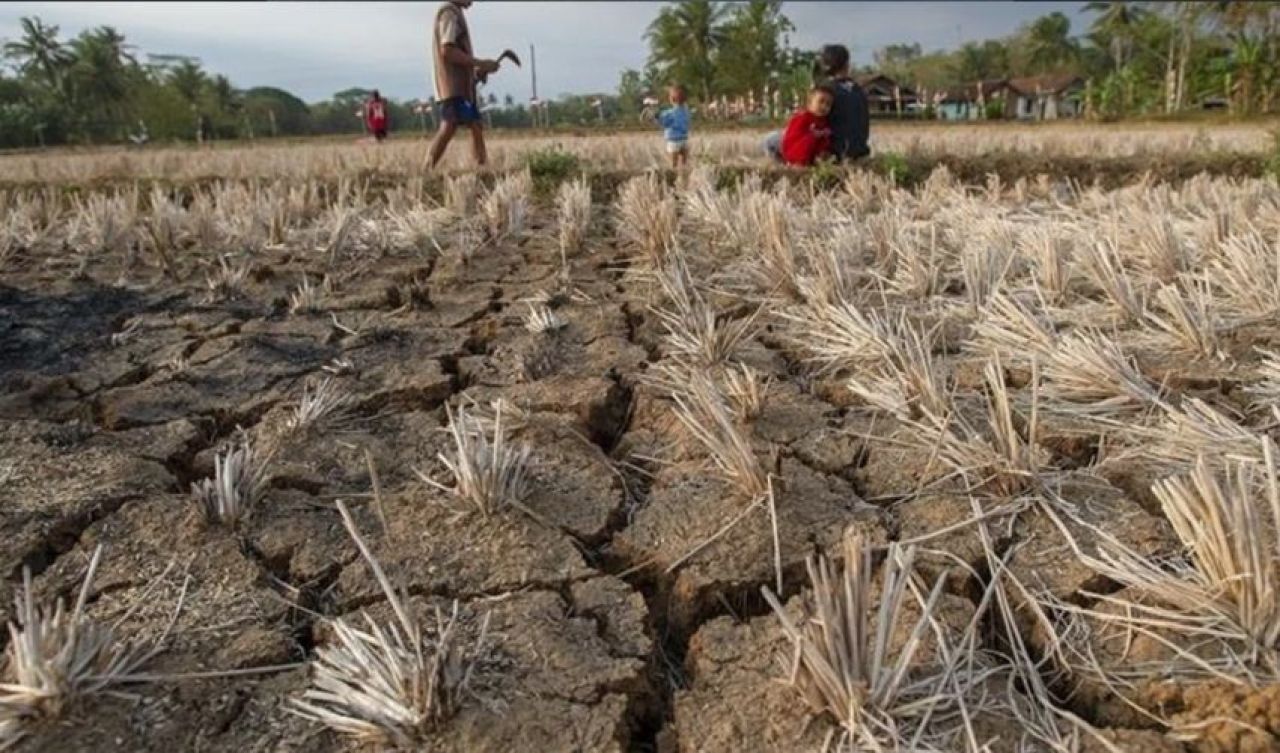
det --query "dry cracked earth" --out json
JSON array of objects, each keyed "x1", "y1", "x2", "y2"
[{"x1": 1, "y1": 171, "x2": 1277, "y2": 753}]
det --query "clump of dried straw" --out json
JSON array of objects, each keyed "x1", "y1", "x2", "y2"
[
  {"x1": 292, "y1": 501, "x2": 494, "y2": 747},
  {"x1": 761, "y1": 532, "x2": 954, "y2": 751}
]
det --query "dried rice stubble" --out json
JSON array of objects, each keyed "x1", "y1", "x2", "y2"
[
  {"x1": 1, "y1": 546, "x2": 168, "y2": 749},
  {"x1": 291, "y1": 501, "x2": 500, "y2": 747},
  {"x1": 760, "y1": 530, "x2": 996, "y2": 752},
  {"x1": 1037, "y1": 443, "x2": 1280, "y2": 742}
]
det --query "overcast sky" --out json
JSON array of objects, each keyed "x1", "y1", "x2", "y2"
[{"x1": 1, "y1": 2, "x2": 1093, "y2": 103}]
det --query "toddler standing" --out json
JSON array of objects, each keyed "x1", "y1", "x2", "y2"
[{"x1": 655, "y1": 84, "x2": 691, "y2": 169}]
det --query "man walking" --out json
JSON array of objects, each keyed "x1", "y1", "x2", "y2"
[{"x1": 426, "y1": 0, "x2": 500, "y2": 170}]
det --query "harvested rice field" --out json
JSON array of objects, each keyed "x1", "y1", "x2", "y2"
[{"x1": 2, "y1": 123, "x2": 1280, "y2": 752}]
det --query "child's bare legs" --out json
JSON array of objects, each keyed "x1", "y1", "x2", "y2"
[{"x1": 669, "y1": 145, "x2": 688, "y2": 170}]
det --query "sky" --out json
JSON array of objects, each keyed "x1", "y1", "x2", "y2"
[{"x1": 0, "y1": 2, "x2": 1095, "y2": 104}]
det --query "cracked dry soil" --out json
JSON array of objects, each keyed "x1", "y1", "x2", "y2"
[{"x1": 1, "y1": 176, "x2": 1270, "y2": 753}]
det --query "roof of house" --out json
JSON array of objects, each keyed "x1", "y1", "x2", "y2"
[
  {"x1": 1008, "y1": 74, "x2": 1084, "y2": 96},
  {"x1": 855, "y1": 73, "x2": 918, "y2": 100},
  {"x1": 937, "y1": 79, "x2": 1013, "y2": 103}
]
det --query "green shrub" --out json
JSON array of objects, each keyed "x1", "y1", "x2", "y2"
[
  {"x1": 878, "y1": 151, "x2": 912, "y2": 186},
  {"x1": 809, "y1": 158, "x2": 843, "y2": 191},
  {"x1": 525, "y1": 146, "x2": 581, "y2": 194}
]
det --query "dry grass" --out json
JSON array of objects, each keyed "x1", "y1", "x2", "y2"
[
  {"x1": 1143, "y1": 279, "x2": 1223, "y2": 359},
  {"x1": 615, "y1": 173, "x2": 677, "y2": 268},
  {"x1": 444, "y1": 174, "x2": 479, "y2": 218},
  {"x1": 522, "y1": 303, "x2": 566, "y2": 335},
  {"x1": 1053, "y1": 441, "x2": 1280, "y2": 688},
  {"x1": 189, "y1": 438, "x2": 271, "y2": 526},
  {"x1": 761, "y1": 531, "x2": 954, "y2": 751},
  {"x1": 1077, "y1": 240, "x2": 1145, "y2": 320},
  {"x1": 204, "y1": 254, "x2": 251, "y2": 302},
  {"x1": 556, "y1": 177, "x2": 591, "y2": 260},
  {"x1": 480, "y1": 171, "x2": 531, "y2": 240},
  {"x1": 1203, "y1": 229, "x2": 1280, "y2": 318},
  {"x1": 2, "y1": 547, "x2": 160, "y2": 749},
  {"x1": 847, "y1": 314, "x2": 948, "y2": 421},
  {"x1": 285, "y1": 376, "x2": 354, "y2": 435},
  {"x1": 784, "y1": 296, "x2": 896, "y2": 374},
  {"x1": 1041, "y1": 329, "x2": 1163, "y2": 415},
  {"x1": 288, "y1": 274, "x2": 323, "y2": 315},
  {"x1": 721, "y1": 363, "x2": 771, "y2": 422},
  {"x1": 417, "y1": 404, "x2": 532, "y2": 517},
  {"x1": 669, "y1": 368, "x2": 769, "y2": 500},
  {"x1": 653, "y1": 255, "x2": 761, "y2": 367},
  {"x1": 908, "y1": 356, "x2": 1042, "y2": 496},
  {"x1": 292, "y1": 501, "x2": 494, "y2": 747}
]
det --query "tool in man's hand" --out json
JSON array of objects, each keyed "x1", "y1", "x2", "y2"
[{"x1": 477, "y1": 49, "x2": 522, "y2": 85}]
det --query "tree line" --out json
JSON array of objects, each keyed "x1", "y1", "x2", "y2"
[
  {"x1": 625, "y1": 1, "x2": 1278, "y2": 118},
  {"x1": 0, "y1": 15, "x2": 674, "y2": 149},
  {"x1": 2, "y1": 4, "x2": 1275, "y2": 149}
]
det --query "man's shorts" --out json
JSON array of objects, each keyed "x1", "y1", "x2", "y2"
[
  {"x1": 372, "y1": 127, "x2": 388, "y2": 141},
  {"x1": 440, "y1": 97, "x2": 481, "y2": 126},
  {"x1": 666, "y1": 139, "x2": 689, "y2": 155}
]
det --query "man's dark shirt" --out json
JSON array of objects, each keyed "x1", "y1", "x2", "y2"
[{"x1": 827, "y1": 77, "x2": 870, "y2": 161}]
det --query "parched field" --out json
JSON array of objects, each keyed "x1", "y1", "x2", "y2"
[{"x1": 2, "y1": 123, "x2": 1280, "y2": 752}]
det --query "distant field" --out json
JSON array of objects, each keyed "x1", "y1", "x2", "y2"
[{"x1": 0, "y1": 119, "x2": 1274, "y2": 184}]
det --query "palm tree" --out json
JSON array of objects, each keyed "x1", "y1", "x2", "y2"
[
  {"x1": 209, "y1": 74, "x2": 240, "y2": 114},
  {"x1": 645, "y1": 0, "x2": 729, "y2": 102},
  {"x1": 718, "y1": 0, "x2": 793, "y2": 97},
  {"x1": 90, "y1": 26, "x2": 136, "y2": 66},
  {"x1": 1085, "y1": 1, "x2": 1149, "y2": 72},
  {"x1": 953, "y1": 41, "x2": 1008, "y2": 83},
  {"x1": 1228, "y1": 34, "x2": 1263, "y2": 113},
  {"x1": 3, "y1": 17, "x2": 73, "y2": 94},
  {"x1": 168, "y1": 59, "x2": 207, "y2": 108},
  {"x1": 1025, "y1": 12, "x2": 1080, "y2": 72},
  {"x1": 67, "y1": 27, "x2": 135, "y2": 140}
]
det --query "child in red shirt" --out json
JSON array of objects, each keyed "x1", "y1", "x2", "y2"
[
  {"x1": 780, "y1": 85, "x2": 835, "y2": 166},
  {"x1": 365, "y1": 90, "x2": 389, "y2": 142}
]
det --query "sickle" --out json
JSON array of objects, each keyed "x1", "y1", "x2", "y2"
[{"x1": 478, "y1": 49, "x2": 522, "y2": 85}]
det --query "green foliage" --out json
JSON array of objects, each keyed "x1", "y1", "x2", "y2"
[
  {"x1": 525, "y1": 147, "x2": 582, "y2": 194},
  {"x1": 877, "y1": 152, "x2": 912, "y2": 186},
  {"x1": 617, "y1": 69, "x2": 645, "y2": 116},
  {"x1": 717, "y1": 1, "x2": 793, "y2": 96},
  {"x1": 645, "y1": 0, "x2": 730, "y2": 102},
  {"x1": 808, "y1": 158, "x2": 843, "y2": 192}
]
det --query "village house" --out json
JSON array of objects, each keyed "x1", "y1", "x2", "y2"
[
  {"x1": 1007, "y1": 74, "x2": 1086, "y2": 120},
  {"x1": 935, "y1": 79, "x2": 1014, "y2": 120},
  {"x1": 856, "y1": 73, "x2": 919, "y2": 115},
  {"x1": 932, "y1": 74, "x2": 1085, "y2": 121}
]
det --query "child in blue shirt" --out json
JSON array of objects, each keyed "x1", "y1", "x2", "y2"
[{"x1": 655, "y1": 84, "x2": 691, "y2": 169}]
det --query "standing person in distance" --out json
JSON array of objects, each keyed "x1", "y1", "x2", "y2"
[
  {"x1": 426, "y1": 0, "x2": 501, "y2": 170},
  {"x1": 365, "y1": 90, "x2": 389, "y2": 143},
  {"x1": 655, "y1": 84, "x2": 691, "y2": 169}
]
